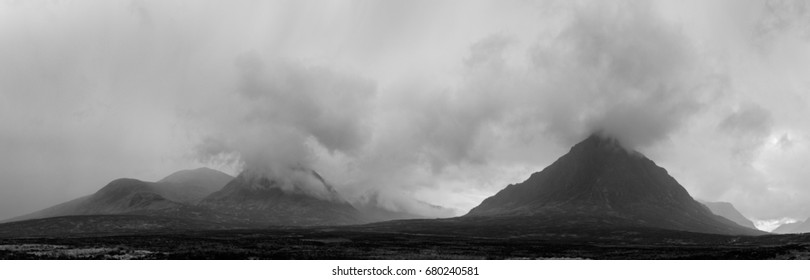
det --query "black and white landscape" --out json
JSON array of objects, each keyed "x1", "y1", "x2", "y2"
[{"x1": 2, "y1": 0, "x2": 810, "y2": 260}]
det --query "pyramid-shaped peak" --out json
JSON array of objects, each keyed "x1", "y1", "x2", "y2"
[
  {"x1": 466, "y1": 132, "x2": 763, "y2": 236},
  {"x1": 583, "y1": 133, "x2": 618, "y2": 143},
  {"x1": 579, "y1": 133, "x2": 624, "y2": 148},
  {"x1": 568, "y1": 133, "x2": 637, "y2": 158}
]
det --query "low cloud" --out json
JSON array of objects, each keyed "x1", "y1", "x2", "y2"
[
  {"x1": 753, "y1": 217, "x2": 799, "y2": 232},
  {"x1": 525, "y1": 2, "x2": 721, "y2": 148},
  {"x1": 194, "y1": 52, "x2": 377, "y2": 187},
  {"x1": 754, "y1": 0, "x2": 810, "y2": 43},
  {"x1": 718, "y1": 103, "x2": 774, "y2": 162}
]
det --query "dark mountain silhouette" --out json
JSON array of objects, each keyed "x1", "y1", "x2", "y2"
[
  {"x1": 198, "y1": 168, "x2": 363, "y2": 226},
  {"x1": 773, "y1": 218, "x2": 810, "y2": 234},
  {"x1": 699, "y1": 201, "x2": 757, "y2": 229},
  {"x1": 4, "y1": 168, "x2": 233, "y2": 223},
  {"x1": 465, "y1": 134, "x2": 763, "y2": 236}
]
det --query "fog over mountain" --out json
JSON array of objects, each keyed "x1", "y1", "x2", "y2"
[{"x1": 1, "y1": 0, "x2": 809, "y2": 225}]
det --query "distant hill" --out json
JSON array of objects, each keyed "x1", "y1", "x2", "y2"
[
  {"x1": 157, "y1": 167, "x2": 234, "y2": 203},
  {"x1": 5, "y1": 179, "x2": 184, "y2": 222},
  {"x1": 4, "y1": 168, "x2": 233, "y2": 223},
  {"x1": 465, "y1": 134, "x2": 763, "y2": 236},
  {"x1": 699, "y1": 201, "x2": 757, "y2": 229},
  {"x1": 773, "y1": 219, "x2": 810, "y2": 234},
  {"x1": 4, "y1": 166, "x2": 370, "y2": 228}
]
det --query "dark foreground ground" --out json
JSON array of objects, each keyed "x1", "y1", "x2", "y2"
[
  {"x1": 2, "y1": 226, "x2": 810, "y2": 260},
  {"x1": 1, "y1": 215, "x2": 809, "y2": 259}
]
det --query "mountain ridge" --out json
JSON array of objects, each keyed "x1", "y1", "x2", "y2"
[
  {"x1": 198, "y1": 168, "x2": 364, "y2": 226},
  {"x1": 3, "y1": 168, "x2": 233, "y2": 223},
  {"x1": 698, "y1": 200, "x2": 757, "y2": 229},
  {"x1": 773, "y1": 218, "x2": 810, "y2": 234}
]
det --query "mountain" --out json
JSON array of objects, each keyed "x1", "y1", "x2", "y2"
[
  {"x1": 466, "y1": 134, "x2": 763, "y2": 236},
  {"x1": 157, "y1": 167, "x2": 234, "y2": 203},
  {"x1": 4, "y1": 168, "x2": 233, "y2": 223},
  {"x1": 773, "y1": 219, "x2": 810, "y2": 234},
  {"x1": 5, "y1": 179, "x2": 184, "y2": 223},
  {"x1": 198, "y1": 168, "x2": 363, "y2": 226},
  {"x1": 5, "y1": 166, "x2": 362, "y2": 227},
  {"x1": 698, "y1": 201, "x2": 757, "y2": 229}
]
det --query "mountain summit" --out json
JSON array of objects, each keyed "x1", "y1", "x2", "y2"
[
  {"x1": 467, "y1": 134, "x2": 762, "y2": 235},
  {"x1": 199, "y1": 168, "x2": 362, "y2": 226},
  {"x1": 156, "y1": 167, "x2": 235, "y2": 203}
]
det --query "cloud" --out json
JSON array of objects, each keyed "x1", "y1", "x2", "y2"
[
  {"x1": 464, "y1": 34, "x2": 513, "y2": 69},
  {"x1": 234, "y1": 52, "x2": 376, "y2": 155},
  {"x1": 752, "y1": 217, "x2": 798, "y2": 232},
  {"x1": 195, "y1": 52, "x2": 376, "y2": 174},
  {"x1": 524, "y1": 2, "x2": 721, "y2": 148},
  {"x1": 718, "y1": 103, "x2": 774, "y2": 162},
  {"x1": 754, "y1": 0, "x2": 810, "y2": 42}
]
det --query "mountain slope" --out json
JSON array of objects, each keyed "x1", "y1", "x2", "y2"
[
  {"x1": 4, "y1": 168, "x2": 233, "y2": 223},
  {"x1": 466, "y1": 134, "x2": 763, "y2": 236},
  {"x1": 157, "y1": 167, "x2": 234, "y2": 203},
  {"x1": 5, "y1": 179, "x2": 184, "y2": 223},
  {"x1": 773, "y1": 219, "x2": 810, "y2": 234},
  {"x1": 199, "y1": 168, "x2": 363, "y2": 226},
  {"x1": 699, "y1": 201, "x2": 757, "y2": 229}
]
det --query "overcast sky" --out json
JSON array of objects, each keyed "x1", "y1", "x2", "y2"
[{"x1": 1, "y1": 0, "x2": 809, "y2": 229}]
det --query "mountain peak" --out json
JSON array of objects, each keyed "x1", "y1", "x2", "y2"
[
  {"x1": 158, "y1": 167, "x2": 233, "y2": 184},
  {"x1": 582, "y1": 132, "x2": 620, "y2": 145},
  {"x1": 199, "y1": 168, "x2": 361, "y2": 226},
  {"x1": 573, "y1": 133, "x2": 635, "y2": 155},
  {"x1": 220, "y1": 168, "x2": 345, "y2": 203},
  {"x1": 466, "y1": 133, "x2": 763, "y2": 236}
]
